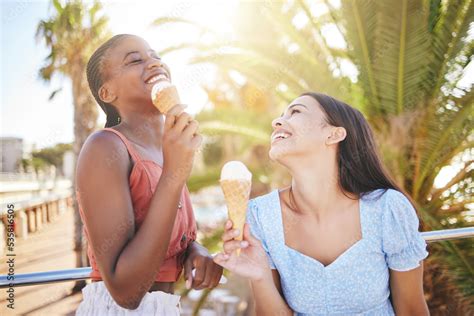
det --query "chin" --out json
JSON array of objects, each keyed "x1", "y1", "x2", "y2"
[{"x1": 269, "y1": 146, "x2": 290, "y2": 162}]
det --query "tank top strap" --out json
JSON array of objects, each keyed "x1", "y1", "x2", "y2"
[{"x1": 102, "y1": 128, "x2": 142, "y2": 163}]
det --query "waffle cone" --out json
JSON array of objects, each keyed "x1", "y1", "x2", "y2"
[
  {"x1": 220, "y1": 179, "x2": 251, "y2": 247},
  {"x1": 151, "y1": 84, "x2": 180, "y2": 114}
]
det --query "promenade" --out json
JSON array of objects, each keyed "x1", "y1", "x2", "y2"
[{"x1": 0, "y1": 207, "x2": 81, "y2": 315}]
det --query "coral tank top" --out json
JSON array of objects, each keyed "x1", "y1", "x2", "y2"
[{"x1": 77, "y1": 127, "x2": 197, "y2": 282}]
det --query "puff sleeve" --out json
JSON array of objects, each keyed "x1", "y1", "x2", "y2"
[
  {"x1": 382, "y1": 190, "x2": 429, "y2": 271},
  {"x1": 246, "y1": 199, "x2": 276, "y2": 269}
]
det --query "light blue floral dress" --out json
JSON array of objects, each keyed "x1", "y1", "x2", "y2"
[{"x1": 246, "y1": 188, "x2": 429, "y2": 315}]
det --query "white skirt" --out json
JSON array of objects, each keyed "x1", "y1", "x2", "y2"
[{"x1": 76, "y1": 281, "x2": 181, "y2": 315}]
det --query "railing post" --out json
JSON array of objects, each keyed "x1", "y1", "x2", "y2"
[
  {"x1": 35, "y1": 206, "x2": 43, "y2": 231},
  {"x1": 46, "y1": 202, "x2": 52, "y2": 222},
  {"x1": 16, "y1": 210, "x2": 28, "y2": 239},
  {"x1": 55, "y1": 199, "x2": 61, "y2": 217},
  {"x1": 27, "y1": 208, "x2": 36, "y2": 233},
  {"x1": 42, "y1": 203, "x2": 48, "y2": 224}
]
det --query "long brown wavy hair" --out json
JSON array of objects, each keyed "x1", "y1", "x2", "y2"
[{"x1": 301, "y1": 92, "x2": 405, "y2": 200}]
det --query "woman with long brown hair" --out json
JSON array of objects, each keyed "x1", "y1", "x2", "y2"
[{"x1": 214, "y1": 93, "x2": 430, "y2": 315}]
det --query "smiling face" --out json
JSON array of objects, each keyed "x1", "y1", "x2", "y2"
[
  {"x1": 269, "y1": 95, "x2": 346, "y2": 163},
  {"x1": 98, "y1": 35, "x2": 171, "y2": 111}
]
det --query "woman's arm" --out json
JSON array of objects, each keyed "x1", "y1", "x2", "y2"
[
  {"x1": 77, "y1": 132, "x2": 182, "y2": 309},
  {"x1": 381, "y1": 190, "x2": 430, "y2": 315},
  {"x1": 389, "y1": 264, "x2": 429, "y2": 316},
  {"x1": 250, "y1": 269, "x2": 293, "y2": 316},
  {"x1": 214, "y1": 222, "x2": 293, "y2": 315},
  {"x1": 77, "y1": 107, "x2": 201, "y2": 309}
]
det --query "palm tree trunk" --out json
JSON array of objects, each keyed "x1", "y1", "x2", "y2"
[{"x1": 70, "y1": 63, "x2": 98, "y2": 292}]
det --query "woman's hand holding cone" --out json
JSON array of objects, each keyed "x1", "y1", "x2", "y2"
[{"x1": 213, "y1": 220, "x2": 272, "y2": 281}]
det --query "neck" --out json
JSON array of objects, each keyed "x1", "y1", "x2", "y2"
[
  {"x1": 117, "y1": 107, "x2": 164, "y2": 148},
  {"x1": 285, "y1": 153, "x2": 357, "y2": 220}
]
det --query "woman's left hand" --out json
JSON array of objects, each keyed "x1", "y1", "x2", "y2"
[{"x1": 183, "y1": 242, "x2": 223, "y2": 290}]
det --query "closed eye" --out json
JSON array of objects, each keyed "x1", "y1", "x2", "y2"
[
  {"x1": 129, "y1": 59, "x2": 142, "y2": 64},
  {"x1": 291, "y1": 109, "x2": 300, "y2": 115}
]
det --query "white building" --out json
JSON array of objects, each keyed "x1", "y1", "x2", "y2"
[
  {"x1": 0, "y1": 137, "x2": 23, "y2": 172},
  {"x1": 62, "y1": 150, "x2": 75, "y2": 180}
]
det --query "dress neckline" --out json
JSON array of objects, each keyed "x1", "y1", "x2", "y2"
[
  {"x1": 272, "y1": 189, "x2": 366, "y2": 270},
  {"x1": 102, "y1": 128, "x2": 163, "y2": 169}
]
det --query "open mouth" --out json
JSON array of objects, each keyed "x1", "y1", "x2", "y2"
[
  {"x1": 271, "y1": 131, "x2": 292, "y2": 144},
  {"x1": 145, "y1": 73, "x2": 169, "y2": 84}
]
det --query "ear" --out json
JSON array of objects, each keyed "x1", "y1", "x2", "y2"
[
  {"x1": 326, "y1": 126, "x2": 346, "y2": 145},
  {"x1": 98, "y1": 83, "x2": 117, "y2": 104}
]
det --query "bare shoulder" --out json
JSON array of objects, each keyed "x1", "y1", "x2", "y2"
[
  {"x1": 77, "y1": 129, "x2": 130, "y2": 173},
  {"x1": 75, "y1": 129, "x2": 135, "y2": 223}
]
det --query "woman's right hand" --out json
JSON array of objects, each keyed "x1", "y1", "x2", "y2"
[
  {"x1": 214, "y1": 220, "x2": 273, "y2": 281},
  {"x1": 162, "y1": 104, "x2": 202, "y2": 183}
]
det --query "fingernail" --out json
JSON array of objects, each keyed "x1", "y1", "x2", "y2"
[
  {"x1": 223, "y1": 254, "x2": 229, "y2": 259},
  {"x1": 241, "y1": 241, "x2": 248, "y2": 248},
  {"x1": 186, "y1": 279, "x2": 192, "y2": 289},
  {"x1": 234, "y1": 229, "x2": 240, "y2": 236}
]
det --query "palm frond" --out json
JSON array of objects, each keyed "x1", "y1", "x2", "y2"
[
  {"x1": 193, "y1": 53, "x2": 309, "y2": 94},
  {"x1": 414, "y1": 90, "x2": 473, "y2": 198},
  {"x1": 429, "y1": 0, "x2": 474, "y2": 95},
  {"x1": 341, "y1": 0, "x2": 379, "y2": 113},
  {"x1": 151, "y1": 16, "x2": 213, "y2": 34},
  {"x1": 374, "y1": 0, "x2": 432, "y2": 114},
  {"x1": 431, "y1": 161, "x2": 473, "y2": 201}
]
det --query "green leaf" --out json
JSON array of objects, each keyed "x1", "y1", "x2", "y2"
[
  {"x1": 52, "y1": 0, "x2": 63, "y2": 14},
  {"x1": 342, "y1": 0, "x2": 379, "y2": 111}
]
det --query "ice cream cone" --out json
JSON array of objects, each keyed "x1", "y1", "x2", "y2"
[
  {"x1": 220, "y1": 179, "x2": 251, "y2": 240},
  {"x1": 151, "y1": 81, "x2": 180, "y2": 114},
  {"x1": 220, "y1": 161, "x2": 252, "y2": 256}
]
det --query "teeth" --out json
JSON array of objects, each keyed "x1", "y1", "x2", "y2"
[
  {"x1": 272, "y1": 132, "x2": 291, "y2": 141},
  {"x1": 146, "y1": 74, "x2": 168, "y2": 84}
]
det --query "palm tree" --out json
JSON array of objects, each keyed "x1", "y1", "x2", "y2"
[
  {"x1": 153, "y1": 0, "x2": 473, "y2": 312},
  {"x1": 36, "y1": 0, "x2": 110, "y2": 291}
]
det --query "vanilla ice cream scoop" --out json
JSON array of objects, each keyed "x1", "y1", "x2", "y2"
[
  {"x1": 151, "y1": 80, "x2": 171, "y2": 96},
  {"x1": 220, "y1": 161, "x2": 252, "y2": 181},
  {"x1": 151, "y1": 81, "x2": 180, "y2": 114}
]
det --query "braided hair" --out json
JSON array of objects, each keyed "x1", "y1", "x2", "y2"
[{"x1": 86, "y1": 34, "x2": 132, "y2": 128}]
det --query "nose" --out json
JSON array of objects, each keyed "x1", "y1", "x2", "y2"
[
  {"x1": 147, "y1": 58, "x2": 163, "y2": 69},
  {"x1": 147, "y1": 58, "x2": 171, "y2": 79},
  {"x1": 272, "y1": 116, "x2": 283, "y2": 129}
]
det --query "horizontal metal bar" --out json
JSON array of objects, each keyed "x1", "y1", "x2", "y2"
[
  {"x1": 0, "y1": 267, "x2": 92, "y2": 288},
  {"x1": 421, "y1": 227, "x2": 474, "y2": 242},
  {"x1": 1, "y1": 227, "x2": 473, "y2": 288}
]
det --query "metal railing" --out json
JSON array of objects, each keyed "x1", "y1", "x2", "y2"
[{"x1": 1, "y1": 227, "x2": 473, "y2": 289}]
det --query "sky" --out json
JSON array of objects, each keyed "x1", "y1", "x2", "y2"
[{"x1": 0, "y1": 0, "x2": 239, "y2": 149}]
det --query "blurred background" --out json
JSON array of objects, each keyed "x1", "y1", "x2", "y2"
[{"x1": 0, "y1": 0, "x2": 472, "y2": 315}]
